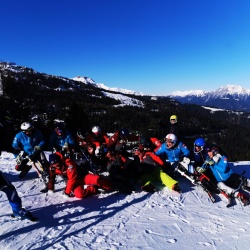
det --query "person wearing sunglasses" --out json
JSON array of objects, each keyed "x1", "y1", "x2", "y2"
[
  {"x1": 12, "y1": 122, "x2": 46, "y2": 178},
  {"x1": 48, "y1": 122, "x2": 76, "y2": 154}
]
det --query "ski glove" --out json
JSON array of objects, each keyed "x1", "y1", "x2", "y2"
[
  {"x1": 196, "y1": 167, "x2": 206, "y2": 174},
  {"x1": 34, "y1": 146, "x2": 41, "y2": 151},
  {"x1": 204, "y1": 159, "x2": 214, "y2": 166},
  {"x1": 62, "y1": 143, "x2": 69, "y2": 151}
]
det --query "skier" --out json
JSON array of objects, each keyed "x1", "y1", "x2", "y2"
[
  {"x1": 192, "y1": 138, "x2": 220, "y2": 194},
  {"x1": 0, "y1": 170, "x2": 36, "y2": 221},
  {"x1": 12, "y1": 122, "x2": 48, "y2": 178},
  {"x1": 197, "y1": 145, "x2": 250, "y2": 206},
  {"x1": 155, "y1": 133, "x2": 190, "y2": 177},
  {"x1": 101, "y1": 145, "x2": 137, "y2": 194},
  {"x1": 133, "y1": 136, "x2": 181, "y2": 193},
  {"x1": 167, "y1": 115, "x2": 182, "y2": 139},
  {"x1": 85, "y1": 126, "x2": 109, "y2": 156},
  {"x1": 48, "y1": 122, "x2": 76, "y2": 155},
  {"x1": 47, "y1": 151, "x2": 113, "y2": 198}
]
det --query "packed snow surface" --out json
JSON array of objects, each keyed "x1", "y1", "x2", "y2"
[{"x1": 0, "y1": 151, "x2": 250, "y2": 250}]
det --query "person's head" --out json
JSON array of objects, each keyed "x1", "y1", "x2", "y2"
[
  {"x1": 194, "y1": 137, "x2": 206, "y2": 153},
  {"x1": 77, "y1": 128, "x2": 89, "y2": 147},
  {"x1": 55, "y1": 122, "x2": 65, "y2": 138},
  {"x1": 138, "y1": 136, "x2": 151, "y2": 151},
  {"x1": 21, "y1": 122, "x2": 34, "y2": 136},
  {"x1": 49, "y1": 153, "x2": 62, "y2": 169},
  {"x1": 205, "y1": 145, "x2": 219, "y2": 158},
  {"x1": 119, "y1": 128, "x2": 129, "y2": 140},
  {"x1": 170, "y1": 115, "x2": 177, "y2": 124},
  {"x1": 165, "y1": 133, "x2": 177, "y2": 149},
  {"x1": 86, "y1": 142, "x2": 96, "y2": 154},
  {"x1": 92, "y1": 126, "x2": 101, "y2": 137}
]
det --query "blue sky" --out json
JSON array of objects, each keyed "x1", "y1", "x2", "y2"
[{"x1": 1, "y1": 0, "x2": 250, "y2": 95}]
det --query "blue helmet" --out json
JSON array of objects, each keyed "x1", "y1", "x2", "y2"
[{"x1": 194, "y1": 138, "x2": 206, "y2": 153}]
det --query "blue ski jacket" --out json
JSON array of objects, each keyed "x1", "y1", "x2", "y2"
[
  {"x1": 202, "y1": 155, "x2": 233, "y2": 182},
  {"x1": 48, "y1": 130, "x2": 76, "y2": 151},
  {"x1": 155, "y1": 141, "x2": 190, "y2": 163},
  {"x1": 12, "y1": 129, "x2": 45, "y2": 156}
]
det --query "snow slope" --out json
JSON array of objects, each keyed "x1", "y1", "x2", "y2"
[{"x1": 0, "y1": 152, "x2": 250, "y2": 250}]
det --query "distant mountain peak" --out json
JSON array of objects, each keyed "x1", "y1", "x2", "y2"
[
  {"x1": 169, "y1": 84, "x2": 250, "y2": 112},
  {"x1": 171, "y1": 89, "x2": 206, "y2": 97},
  {"x1": 72, "y1": 76, "x2": 145, "y2": 96},
  {"x1": 170, "y1": 84, "x2": 250, "y2": 97},
  {"x1": 213, "y1": 84, "x2": 250, "y2": 96}
]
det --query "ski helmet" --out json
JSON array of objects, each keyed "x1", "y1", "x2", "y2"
[
  {"x1": 92, "y1": 126, "x2": 101, "y2": 136},
  {"x1": 194, "y1": 138, "x2": 206, "y2": 153},
  {"x1": 170, "y1": 115, "x2": 177, "y2": 124},
  {"x1": 205, "y1": 145, "x2": 219, "y2": 155},
  {"x1": 21, "y1": 122, "x2": 33, "y2": 133},
  {"x1": 165, "y1": 134, "x2": 177, "y2": 147}
]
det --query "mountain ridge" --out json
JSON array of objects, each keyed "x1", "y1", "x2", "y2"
[{"x1": 169, "y1": 84, "x2": 250, "y2": 112}]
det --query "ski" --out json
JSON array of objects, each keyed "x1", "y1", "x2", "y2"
[
  {"x1": 11, "y1": 213, "x2": 38, "y2": 222},
  {"x1": 199, "y1": 183, "x2": 216, "y2": 203},
  {"x1": 175, "y1": 166, "x2": 216, "y2": 203}
]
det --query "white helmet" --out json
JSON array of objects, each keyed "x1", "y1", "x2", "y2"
[
  {"x1": 21, "y1": 122, "x2": 33, "y2": 131},
  {"x1": 92, "y1": 126, "x2": 101, "y2": 136},
  {"x1": 165, "y1": 134, "x2": 177, "y2": 147}
]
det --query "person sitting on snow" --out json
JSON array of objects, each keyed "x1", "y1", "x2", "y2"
[
  {"x1": 84, "y1": 126, "x2": 109, "y2": 156},
  {"x1": 155, "y1": 133, "x2": 190, "y2": 177},
  {"x1": 48, "y1": 122, "x2": 76, "y2": 158},
  {"x1": 12, "y1": 122, "x2": 48, "y2": 178},
  {"x1": 133, "y1": 136, "x2": 181, "y2": 193},
  {"x1": 46, "y1": 151, "x2": 113, "y2": 198},
  {"x1": 197, "y1": 145, "x2": 250, "y2": 206}
]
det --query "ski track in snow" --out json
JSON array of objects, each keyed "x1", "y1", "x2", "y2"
[{"x1": 0, "y1": 152, "x2": 250, "y2": 250}]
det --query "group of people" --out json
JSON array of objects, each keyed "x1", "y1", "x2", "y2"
[{"x1": 1, "y1": 114, "x2": 250, "y2": 221}]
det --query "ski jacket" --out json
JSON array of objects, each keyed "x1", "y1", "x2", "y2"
[
  {"x1": 85, "y1": 132, "x2": 109, "y2": 148},
  {"x1": 202, "y1": 155, "x2": 233, "y2": 182},
  {"x1": 155, "y1": 141, "x2": 190, "y2": 163},
  {"x1": 192, "y1": 150, "x2": 208, "y2": 168},
  {"x1": 12, "y1": 129, "x2": 45, "y2": 156},
  {"x1": 49, "y1": 130, "x2": 76, "y2": 151},
  {"x1": 150, "y1": 138, "x2": 162, "y2": 152}
]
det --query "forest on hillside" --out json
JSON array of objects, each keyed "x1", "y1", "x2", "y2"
[{"x1": 1, "y1": 67, "x2": 250, "y2": 161}]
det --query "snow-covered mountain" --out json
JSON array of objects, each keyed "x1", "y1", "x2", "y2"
[
  {"x1": 2, "y1": 61, "x2": 250, "y2": 112},
  {"x1": 72, "y1": 76, "x2": 145, "y2": 96},
  {"x1": 169, "y1": 85, "x2": 250, "y2": 112}
]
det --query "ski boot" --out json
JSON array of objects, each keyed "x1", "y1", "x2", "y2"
[
  {"x1": 19, "y1": 165, "x2": 32, "y2": 178},
  {"x1": 141, "y1": 183, "x2": 156, "y2": 193},
  {"x1": 237, "y1": 192, "x2": 250, "y2": 206},
  {"x1": 12, "y1": 208, "x2": 37, "y2": 221},
  {"x1": 172, "y1": 183, "x2": 182, "y2": 194}
]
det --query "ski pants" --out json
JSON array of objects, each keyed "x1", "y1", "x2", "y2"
[
  {"x1": 0, "y1": 171, "x2": 22, "y2": 212},
  {"x1": 74, "y1": 173, "x2": 113, "y2": 199},
  {"x1": 140, "y1": 166, "x2": 177, "y2": 190}
]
